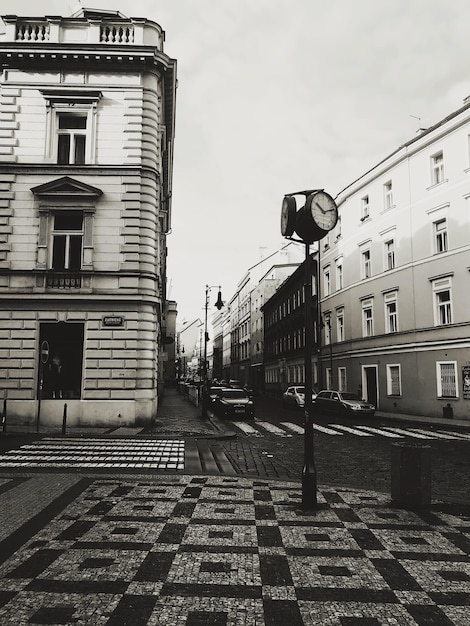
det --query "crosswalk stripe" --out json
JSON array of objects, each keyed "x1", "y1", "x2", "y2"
[
  {"x1": 436, "y1": 430, "x2": 470, "y2": 440},
  {"x1": 312, "y1": 423, "x2": 344, "y2": 435},
  {"x1": 331, "y1": 424, "x2": 374, "y2": 437},
  {"x1": 380, "y1": 426, "x2": 432, "y2": 439},
  {"x1": 354, "y1": 425, "x2": 403, "y2": 438},
  {"x1": 256, "y1": 420, "x2": 292, "y2": 437},
  {"x1": 406, "y1": 428, "x2": 461, "y2": 440},
  {"x1": 232, "y1": 421, "x2": 263, "y2": 436},
  {"x1": 281, "y1": 422, "x2": 304, "y2": 435}
]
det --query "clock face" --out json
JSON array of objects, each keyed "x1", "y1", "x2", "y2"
[
  {"x1": 281, "y1": 196, "x2": 297, "y2": 237},
  {"x1": 307, "y1": 191, "x2": 338, "y2": 231}
]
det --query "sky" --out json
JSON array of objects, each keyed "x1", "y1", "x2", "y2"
[{"x1": 3, "y1": 0, "x2": 470, "y2": 324}]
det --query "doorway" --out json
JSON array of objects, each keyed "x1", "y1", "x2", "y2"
[
  {"x1": 362, "y1": 365, "x2": 378, "y2": 408},
  {"x1": 38, "y1": 322, "x2": 84, "y2": 399}
]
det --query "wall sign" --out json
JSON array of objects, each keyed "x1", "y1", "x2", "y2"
[
  {"x1": 102, "y1": 315, "x2": 125, "y2": 327},
  {"x1": 463, "y1": 365, "x2": 470, "y2": 399}
]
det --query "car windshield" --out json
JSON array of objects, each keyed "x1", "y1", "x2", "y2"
[
  {"x1": 221, "y1": 390, "x2": 248, "y2": 399},
  {"x1": 340, "y1": 392, "x2": 360, "y2": 401}
]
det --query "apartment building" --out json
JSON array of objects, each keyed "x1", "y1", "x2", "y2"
[
  {"x1": 320, "y1": 99, "x2": 470, "y2": 419},
  {"x1": 0, "y1": 9, "x2": 176, "y2": 427},
  {"x1": 263, "y1": 255, "x2": 319, "y2": 396}
]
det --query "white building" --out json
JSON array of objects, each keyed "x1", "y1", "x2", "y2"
[
  {"x1": 320, "y1": 98, "x2": 470, "y2": 419},
  {"x1": 0, "y1": 9, "x2": 176, "y2": 427}
]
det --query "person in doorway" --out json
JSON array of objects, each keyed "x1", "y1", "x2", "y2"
[{"x1": 49, "y1": 353, "x2": 63, "y2": 399}]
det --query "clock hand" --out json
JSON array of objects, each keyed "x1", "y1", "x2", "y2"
[{"x1": 315, "y1": 201, "x2": 326, "y2": 213}]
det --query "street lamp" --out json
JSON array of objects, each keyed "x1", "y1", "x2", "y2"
[
  {"x1": 281, "y1": 189, "x2": 338, "y2": 509},
  {"x1": 201, "y1": 284, "x2": 224, "y2": 417}
]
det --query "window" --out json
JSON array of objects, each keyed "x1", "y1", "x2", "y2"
[
  {"x1": 336, "y1": 308, "x2": 344, "y2": 342},
  {"x1": 50, "y1": 212, "x2": 83, "y2": 270},
  {"x1": 57, "y1": 114, "x2": 87, "y2": 164},
  {"x1": 361, "y1": 195, "x2": 370, "y2": 220},
  {"x1": 361, "y1": 249, "x2": 371, "y2": 279},
  {"x1": 324, "y1": 313, "x2": 331, "y2": 344},
  {"x1": 323, "y1": 266, "x2": 331, "y2": 296},
  {"x1": 433, "y1": 278, "x2": 452, "y2": 325},
  {"x1": 336, "y1": 261, "x2": 343, "y2": 290},
  {"x1": 434, "y1": 218, "x2": 448, "y2": 253},
  {"x1": 40, "y1": 90, "x2": 101, "y2": 165},
  {"x1": 383, "y1": 181, "x2": 393, "y2": 210},
  {"x1": 386, "y1": 364, "x2": 401, "y2": 396},
  {"x1": 384, "y1": 239, "x2": 395, "y2": 270},
  {"x1": 384, "y1": 291, "x2": 398, "y2": 333},
  {"x1": 436, "y1": 361, "x2": 458, "y2": 398},
  {"x1": 362, "y1": 299, "x2": 374, "y2": 337},
  {"x1": 338, "y1": 367, "x2": 347, "y2": 392},
  {"x1": 431, "y1": 151, "x2": 444, "y2": 185},
  {"x1": 326, "y1": 368, "x2": 332, "y2": 390}
]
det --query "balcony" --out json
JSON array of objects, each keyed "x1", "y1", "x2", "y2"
[
  {"x1": 46, "y1": 273, "x2": 82, "y2": 289},
  {"x1": 1, "y1": 14, "x2": 164, "y2": 49}
]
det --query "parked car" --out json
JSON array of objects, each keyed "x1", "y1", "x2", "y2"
[
  {"x1": 282, "y1": 386, "x2": 316, "y2": 409},
  {"x1": 313, "y1": 390, "x2": 375, "y2": 417},
  {"x1": 207, "y1": 386, "x2": 224, "y2": 402},
  {"x1": 211, "y1": 388, "x2": 254, "y2": 419}
]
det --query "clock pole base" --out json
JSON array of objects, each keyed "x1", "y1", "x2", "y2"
[{"x1": 301, "y1": 469, "x2": 317, "y2": 510}]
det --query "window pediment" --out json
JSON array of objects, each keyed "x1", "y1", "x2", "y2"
[
  {"x1": 31, "y1": 177, "x2": 102, "y2": 205},
  {"x1": 40, "y1": 89, "x2": 102, "y2": 105}
]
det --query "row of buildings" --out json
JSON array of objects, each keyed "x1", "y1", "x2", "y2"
[{"x1": 196, "y1": 100, "x2": 470, "y2": 421}]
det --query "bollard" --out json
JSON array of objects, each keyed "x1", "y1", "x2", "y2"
[
  {"x1": 391, "y1": 442, "x2": 431, "y2": 509},
  {"x1": 1, "y1": 398, "x2": 6, "y2": 433},
  {"x1": 61, "y1": 403, "x2": 68, "y2": 435}
]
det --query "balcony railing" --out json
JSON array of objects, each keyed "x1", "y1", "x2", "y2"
[
  {"x1": 16, "y1": 22, "x2": 50, "y2": 41},
  {"x1": 46, "y1": 273, "x2": 82, "y2": 289},
  {"x1": 4, "y1": 16, "x2": 163, "y2": 48},
  {"x1": 100, "y1": 24, "x2": 134, "y2": 43}
]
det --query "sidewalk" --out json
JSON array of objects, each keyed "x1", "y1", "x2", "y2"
[
  {"x1": 0, "y1": 392, "x2": 469, "y2": 625},
  {"x1": 1, "y1": 472, "x2": 470, "y2": 625}
]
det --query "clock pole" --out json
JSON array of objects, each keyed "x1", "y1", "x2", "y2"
[
  {"x1": 280, "y1": 190, "x2": 338, "y2": 510},
  {"x1": 302, "y1": 242, "x2": 317, "y2": 508}
]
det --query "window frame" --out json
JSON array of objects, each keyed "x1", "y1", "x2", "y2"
[
  {"x1": 361, "y1": 249, "x2": 371, "y2": 279},
  {"x1": 433, "y1": 218, "x2": 448, "y2": 254},
  {"x1": 386, "y1": 364, "x2": 402, "y2": 396},
  {"x1": 336, "y1": 307, "x2": 344, "y2": 342},
  {"x1": 431, "y1": 151, "x2": 444, "y2": 185},
  {"x1": 324, "y1": 312, "x2": 332, "y2": 345},
  {"x1": 361, "y1": 195, "x2": 370, "y2": 220},
  {"x1": 41, "y1": 90, "x2": 101, "y2": 165},
  {"x1": 335, "y1": 259, "x2": 343, "y2": 290},
  {"x1": 338, "y1": 366, "x2": 347, "y2": 392},
  {"x1": 50, "y1": 211, "x2": 84, "y2": 271},
  {"x1": 323, "y1": 265, "x2": 331, "y2": 296},
  {"x1": 436, "y1": 361, "x2": 458, "y2": 398},
  {"x1": 362, "y1": 299, "x2": 374, "y2": 337},
  {"x1": 384, "y1": 238, "x2": 395, "y2": 270},
  {"x1": 384, "y1": 291, "x2": 399, "y2": 333},
  {"x1": 433, "y1": 278, "x2": 453, "y2": 326},
  {"x1": 383, "y1": 180, "x2": 393, "y2": 210}
]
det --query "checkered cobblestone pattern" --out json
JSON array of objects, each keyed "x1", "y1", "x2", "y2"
[{"x1": 0, "y1": 475, "x2": 469, "y2": 625}]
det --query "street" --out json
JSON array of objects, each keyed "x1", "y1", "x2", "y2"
[{"x1": 218, "y1": 394, "x2": 470, "y2": 508}]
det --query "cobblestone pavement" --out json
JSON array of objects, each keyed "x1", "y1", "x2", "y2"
[
  {"x1": 1, "y1": 390, "x2": 469, "y2": 624},
  {"x1": 1, "y1": 473, "x2": 470, "y2": 625}
]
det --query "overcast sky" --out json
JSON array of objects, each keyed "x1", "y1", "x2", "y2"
[{"x1": 3, "y1": 0, "x2": 470, "y2": 323}]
